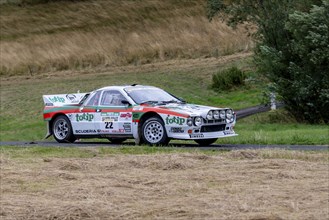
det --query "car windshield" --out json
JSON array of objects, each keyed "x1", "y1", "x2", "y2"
[{"x1": 124, "y1": 87, "x2": 181, "y2": 104}]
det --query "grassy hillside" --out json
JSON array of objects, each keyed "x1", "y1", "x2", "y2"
[
  {"x1": 0, "y1": 0, "x2": 252, "y2": 75},
  {"x1": 0, "y1": 0, "x2": 327, "y2": 144}
]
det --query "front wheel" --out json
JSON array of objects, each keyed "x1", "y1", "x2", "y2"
[
  {"x1": 52, "y1": 115, "x2": 76, "y2": 143},
  {"x1": 142, "y1": 117, "x2": 169, "y2": 145},
  {"x1": 194, "y1": 138, "x2": 217, "y2": 146}
]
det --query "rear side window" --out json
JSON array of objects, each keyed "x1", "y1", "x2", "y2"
[
  {"x1": 85, "y1": 91, "x2": 102, "y2": 106},
  {"x1": 101, "y1": 90, "x2": 127, "y2": 106}
]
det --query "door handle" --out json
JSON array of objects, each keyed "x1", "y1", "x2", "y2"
[{"x1": 96, "y1": 109, "x2": 101, "y2": 112}]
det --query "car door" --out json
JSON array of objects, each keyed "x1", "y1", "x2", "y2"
[
  {"x1": 71, "y1": 91, "x2": 102, "y2": 135},
  {"x1": 94, "y1": 90, "x2": 133, "y2": 136}
]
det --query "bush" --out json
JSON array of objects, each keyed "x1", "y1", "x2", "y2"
[
  {"x1": 212, "y1": 66, "x2": 246, "y2": 92},
  {"x1": 207, "y1": 0, "x2": 328, "y2": 123}
]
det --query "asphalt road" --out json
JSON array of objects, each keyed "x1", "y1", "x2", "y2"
[{"x1": 1, "y1": 141, "x2": 328, "y2": 151}]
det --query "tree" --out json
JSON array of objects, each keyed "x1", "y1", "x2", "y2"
[{"x1": 207, "y1": 0, "x2": 328, "y2": 123}]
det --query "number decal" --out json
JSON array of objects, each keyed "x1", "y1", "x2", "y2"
[{"x1": 105, "y1": 122, "x2": 113, "y2": 129}]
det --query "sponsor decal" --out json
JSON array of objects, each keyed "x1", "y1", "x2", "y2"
[
  {"x1": 189, "y1": 134, "x2": 204, "y2": 138},
  {"x1": 123, "y1": 123, "x2": 131, "y2": 132},
  {"x1": 133, "y1": 113, "x2": 142, "y2": 120},
  {"x1": 101, "y1": 112, "x2": 120, "y2": 117},
  {"x1": 224, "y1": 130, "x2": 234, "y2": 135},
  {"x1": 66, "y1": 94, "x2": 76, "y2": 101},
  {"x1": 102, "y1": 117, "x2": 118, "y2": 122},
  {"x1": 170, "y1": 127, "x2": 184, "y2": 133},
  {"x1": 49, "y1": 96, "x2": 65, "y2": 103},
  {"x1": 112, "y1": 129, "x2": 125, "y2": 133},
  {"x1": 65, "y1": 94, "x2": 80, "y2": 103},
  {"x1": 165, "y1": 116, "x2": 185, "y2": 125},
  {"x1": 76, "y1": 113, "x2": 94, "y2": 122},
  {"x1": 120, "y1": 112, "x2": 132, "y2": 119},
  {"x1": 75, "y1": 129, "x2": 97, "y2": 134}
]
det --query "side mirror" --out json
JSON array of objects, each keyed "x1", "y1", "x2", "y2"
[{"x1": 121, "y1": 100, "x2": 131, "y2": 106}]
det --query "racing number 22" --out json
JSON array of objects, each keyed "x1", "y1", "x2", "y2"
[{"x1": 105, "y1": 122, "x2": 113, "y2": 129}]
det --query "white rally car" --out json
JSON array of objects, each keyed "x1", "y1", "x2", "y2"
[{"x1": 43, "y1": 85, "x2": 237, "y2": 145}]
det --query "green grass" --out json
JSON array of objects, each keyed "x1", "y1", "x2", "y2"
[
  {"x1": 219, "y1": 111, "x2": 329, "y2": 145},
  {"x1": 218, "y1": 122, "x2": 329, "y2": 145}
]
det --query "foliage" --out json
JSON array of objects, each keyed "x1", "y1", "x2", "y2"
[
  {"x1": 212, "y1": 66, "x2": 246, "y2": 92},
  {"x1": 207, "y1": 0, "x2": 329, "y2": 123}
]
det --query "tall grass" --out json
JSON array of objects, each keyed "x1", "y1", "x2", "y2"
[{"x1": 0, "y1": 0, "x2": 253, "y2": 75}]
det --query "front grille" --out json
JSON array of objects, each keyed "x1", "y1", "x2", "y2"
[
  {"x1": 201, "y1": 124, "x2": 226, "y2": 132},
  {"x1": 203, "y1": 119, "x2": 225, "y2": 124}
]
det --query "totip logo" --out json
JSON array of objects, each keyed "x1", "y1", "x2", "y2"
[
  {"x1": 166, "y1": 116, "x2": 185, "y2": 125},
  {"x1": 76, "y1": 113, "x2": 94, "y2": 122},
  {"x1": 49, "y1": 96, "x2": 65, "y2": 103}
]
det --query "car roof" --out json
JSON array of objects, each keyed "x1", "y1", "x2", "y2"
[{"x1": 96, "y1": 85, "x2": 157, "y2": 91}]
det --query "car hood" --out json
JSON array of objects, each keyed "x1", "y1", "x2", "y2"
[{"x1": 153, "y1": 103, "x2": 229, "y2": 118}]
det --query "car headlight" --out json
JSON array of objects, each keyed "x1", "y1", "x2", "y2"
[
  {"x1": 194, "y1": 117, "x2": 202, "y2": 126},
  {"x1": 187, "y1": 118, "x2": 193, "y2": 126},
  {"x1": 206, "y1": 111, "x2": 213, "y2": 120},
  {"x1": 226, "y1": 109, "x2": 234, "y2": 123},
  {"x1": 219, "y1": 110, "x2": 226, "y2": 119},
  {"x1": 213, "y1": 110, "x2": 220, "y2": 119},
  {"x1": 226, "y1": 109, "x2": 233, "y2": 119}
]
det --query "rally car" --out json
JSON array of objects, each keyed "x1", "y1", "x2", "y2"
[{"x1": 43, "y1": 85, "x2": 237, "y2": 145}]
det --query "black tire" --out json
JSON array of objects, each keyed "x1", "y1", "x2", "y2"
[
  {"x1": 194, "y1": 138, "x2": 217, "y2": 146},
  {"x1": 108, "y1": 138, "x2": 127, "y2": 144},
  {"x1": 52, "y1": 115, "x2": 76, "y2": 143},
  {"x1": 141, "y1": 117, "x2": 169, "y2": 145}
]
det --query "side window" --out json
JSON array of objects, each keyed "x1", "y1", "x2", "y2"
[
  {"x1": 101, "y1": 90, "x2": 127, "y2": 106},
  {"x1": 85, "y1": 91, "x2": 101, "y2": 106}
]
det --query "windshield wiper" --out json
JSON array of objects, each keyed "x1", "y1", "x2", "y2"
[
  {"x1": 139, "y1": 100, "x2": 159, "y2": 105},
  {"x1": 163, "y1": 100, "x2": 185, "y2": 104}
]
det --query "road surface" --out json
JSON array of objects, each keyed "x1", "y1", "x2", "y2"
[{"x1": 0, "y1": 141, "x2": 328, "y2": 151}]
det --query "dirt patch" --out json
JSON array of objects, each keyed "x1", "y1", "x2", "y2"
[{"x1": 0, "y1": 151, "x2": 328, "y2": 219}]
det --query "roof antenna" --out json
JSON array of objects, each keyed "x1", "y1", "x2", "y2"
[{"x1": 131, "y1": 84, "x2": 138, "y2": 86}]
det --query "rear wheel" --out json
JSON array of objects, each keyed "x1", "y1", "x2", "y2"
[
  {"x1": 194, "y1": 138, "x2": 217, "y2": 146},
  {"x1": 52, "y1": 115, "x2": 76, "y2": 143},
  {"x1": 142, "y1": 117, "x2": 169, "y2": 145}
]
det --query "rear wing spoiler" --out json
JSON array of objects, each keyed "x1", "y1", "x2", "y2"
[{"x1": 43, "y1": 93, "x2": 88, "y2": 106}]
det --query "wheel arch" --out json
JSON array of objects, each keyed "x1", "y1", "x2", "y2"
[
  {"x1": 137, "y1": 111, "x2": 164, "y2": 141},
  {"x1": 48, "y1": 113, "x2": 69, "y2": 135}
]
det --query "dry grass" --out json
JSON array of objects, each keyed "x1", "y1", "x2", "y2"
[
  {"x1": 0, "y1": 0, "x2": 253, "y2": 75},
  {"x1": 1, "y1": 149, "x2": 328, "y2": 219}
]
